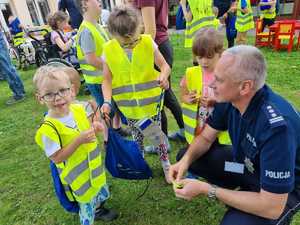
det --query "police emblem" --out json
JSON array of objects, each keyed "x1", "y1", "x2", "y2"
[{"x1": 244, "y1": 157, "x2": 254, "y2": 173}]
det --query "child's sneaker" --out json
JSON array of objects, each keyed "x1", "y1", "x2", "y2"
[{"x1": 95, "y1": 206, "x2": 119, "y2": 222}]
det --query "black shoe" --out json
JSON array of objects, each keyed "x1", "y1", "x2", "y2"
[
  {"x1": 114, "y1": 127, "x2": 132, "y2": 137},
  {"x1": 95, "y1": 206, "x2": 119, "y2": 222}
]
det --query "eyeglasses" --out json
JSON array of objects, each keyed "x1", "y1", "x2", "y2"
[
  {"x1": 120, "y1": 36, "x2": 141, "y2": 48},
  {"x1": 41, "y1": 88, "x2": 71, "y2": 101}
]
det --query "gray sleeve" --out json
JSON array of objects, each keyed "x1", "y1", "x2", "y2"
[{"x1": 79, "y1": 28, "x2": 96, "y2": 54}]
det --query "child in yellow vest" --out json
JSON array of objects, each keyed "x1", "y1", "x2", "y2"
[
  {"x1": 101, "y1": 6, "x2": 172, "y2": 183},
  {"x1": 34, "y1": 66, "x2": 118, "y2": 225},
  {"x1": 180, "y1": 28, "x2": 230, "y2": 145}
]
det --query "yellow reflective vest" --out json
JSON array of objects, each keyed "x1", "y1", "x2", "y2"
[
  {"x1": 35, "y1": 104, "x2": 106, "y2": 203},
  {"x1": 182, "y1": 66, "x2": 231, "y2": 145},
  {"x1": 12, "y1": 31, "x2": 25, "y2": 47},
  {"x1": 76, "y1": 21, "x2": 109, "y2": 84},
  {"x1": 185, "y1": 0, "x2": 216, "y2": 48},
  {"x1": 236, "y1": 0, "x2": 254, "y2": 32},
  {"x1": 103, "y1": 34, "x2": 162, "y2": 120},
  {"x1": 260, "y1": 1, "x2": 276, "y2": 19}
]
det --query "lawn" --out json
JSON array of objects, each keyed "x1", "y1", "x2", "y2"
[{"x1": 0, "y1": 34, "x2": 300, "y2": 225}]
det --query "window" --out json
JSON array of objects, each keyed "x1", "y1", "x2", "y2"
[
  {"x1": 26, "y1": 0, "x2": 40, "y2": 26},
  {"x1": 37, "y1": 0, "x2": 50, "y2": 24}
]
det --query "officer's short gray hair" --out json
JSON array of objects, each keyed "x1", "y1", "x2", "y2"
[{"x1": 223, "y1": 45, "x2": 267, "y2": 90}]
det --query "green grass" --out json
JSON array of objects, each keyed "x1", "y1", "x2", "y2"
[{"x1": 0, "y1": 34, "x2": 300, "y2": 225}]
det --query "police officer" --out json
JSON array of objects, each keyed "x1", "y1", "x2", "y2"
[{"x1": 169, "y1": 45, "x2": 300, "y2": 225}]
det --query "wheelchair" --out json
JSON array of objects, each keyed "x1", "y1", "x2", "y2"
[
  {"x1": 27, "y1": 28, "x2": 89, "y2": 95},
  {"x1": 9, "y1": 31, "x2": 36, "y2": 70},
  {"x1": 27, "y1": 28, "x2": 79, "y2": 68}
]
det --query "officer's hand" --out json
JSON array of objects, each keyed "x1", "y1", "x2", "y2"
[
  {"x1": 169, "y1": 160, "x2": 189, "y2": 183},
  {"x1": 185, "y1": 90, "x2": 199, "y2": 104},
  {"x1": 77, "y1": 128, "x2": 96, "y2": 144},
  {"x1": 174, "y1": 179, "x2": 210, "y2": 201}
]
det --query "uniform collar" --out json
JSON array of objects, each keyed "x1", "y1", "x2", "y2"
[{"x1": 241, "y1": 85, "x2": 268, "y2": 121}]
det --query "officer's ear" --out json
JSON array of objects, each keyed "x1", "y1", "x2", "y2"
[{"x1": 239, "y1": 79, "x2": 254, "y2": 96}]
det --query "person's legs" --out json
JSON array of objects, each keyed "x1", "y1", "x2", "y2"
[
  {"x1": 158, "y1": 39, "x2": 185, "y2": 139},
  {"x1": 0, "y1": 32, "x2": 25, "y2": 104},
  {"x1": 220, "y1": 208, "x2": 275, "y2": 225},
  {"x1": 127, "y1": 118, "x2": 145, "y2": 156},
  {"x1": 79, "y1": 188, "x2": 118, "y2": 224},
  {"x1": 236, "y1": 32, "x2": 247, "y2": 45},
  {"x1": 176, "y1": 143, "x2": 244, "y2": 189}
]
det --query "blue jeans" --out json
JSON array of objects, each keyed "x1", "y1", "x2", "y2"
[{"x1": 0, "y1": 32, "x2": 25, "y2": 99}]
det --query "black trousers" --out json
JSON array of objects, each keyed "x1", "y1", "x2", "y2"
[
  {"x1": 177, "y1": 144, "x2": 300, "y2": 225},
  {"x1": 158, "y1": 39, "x2": 184, "y2": 135}
]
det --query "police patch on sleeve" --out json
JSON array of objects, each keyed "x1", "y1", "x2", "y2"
[{"x1": 263, "y1": 103, "x2": 286, "y2": 128}]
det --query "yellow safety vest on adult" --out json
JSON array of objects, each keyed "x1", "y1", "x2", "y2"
[
  {"x1": 13, "y1": 31, "x2": 26, "y2": 47},
  {"x1": 76, "y1": 21, "x2": 109, "y2": 84},
  {"x1": 185, "y1": 0, "x2": 216, "y2": 48},
  {"x1": 35, "y1": 104, "x2": 106, "y2": 203},
  {"x1": 103, "y1": 34, "x2": 162, "y2": 120},
  {"x1": 236, "y1": 0, "x2": 255, "y2": 32},
  {"x1": 181, "y1": 66, "x2": 231, "y2": 145},
  {"x1": 260, "y1": 2, "x2": 276, "y2": 19}
]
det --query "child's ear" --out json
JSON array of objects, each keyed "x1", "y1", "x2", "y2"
[
  {"x1": 35, "y1": 93, "x2": 44, "y2": 105},
  {"x1": 70, "y1": 84, "x2": 76, "y2": 98}
]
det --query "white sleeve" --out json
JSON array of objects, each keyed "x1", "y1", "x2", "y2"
[{"x1": 42, "y1": 135, "x2": 61, "y2": 157}]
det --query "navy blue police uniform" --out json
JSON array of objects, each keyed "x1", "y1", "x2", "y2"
[{"x1": 177, "y1": 85, "x2": 300, "y2": 225}]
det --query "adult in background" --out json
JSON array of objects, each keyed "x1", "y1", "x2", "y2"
[
  {"x1": 59, "y1": 0, "x2": 83, "y2": 29},
  {"x1": 135, "y1": 0, "x2": 186, "y2": 145},
  {"x1": 169, "y1": 45, "x2": 300, "y2": 225},
  {"x1": 0, "y1": 30, "x2": 25, "y2": 105}
]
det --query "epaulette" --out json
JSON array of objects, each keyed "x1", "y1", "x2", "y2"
[{"x1": 263, "y1": 103, "x2": 286, "y2": 128}]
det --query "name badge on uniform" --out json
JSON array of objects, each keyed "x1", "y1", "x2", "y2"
[{"x1": 224, "y1": 161, "x2": 244, "y2": 174}]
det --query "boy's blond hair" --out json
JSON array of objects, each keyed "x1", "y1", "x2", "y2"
[
  {"x1": 33, "y1": 66, "x2": 71, "y2": 92},
  {"x1": 61, "y1": 67, "x2": 81, "y2": 95}
]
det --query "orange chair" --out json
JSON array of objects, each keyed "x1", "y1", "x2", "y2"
[
  {"x1": 273, "y1": 21, "x2": 295, "y2": 53},
  {"x1": 255, "y1": 19, "x2": 273, "y2": 47}
]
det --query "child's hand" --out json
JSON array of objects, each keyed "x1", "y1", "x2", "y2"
[
  {"x1": 157, "y1": 74, "x2": 169, "y2": 90},
  {"x1": 77, "y1": 128, "x2": 96, "y2": 144},
  {"x1": 100, "y1": 103, "x2": 111, "y2": 126},
  {"x1": 200, "y1": 96, "x2": 215, "y2": 107},
  {"x1": 93, "y1": 121, "x2": 104, "y2": 134},
  {"x1": 183, "y1": 90, "x2": 199, "y2": 104}
]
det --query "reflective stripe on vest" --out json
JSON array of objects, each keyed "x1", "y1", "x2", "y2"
[
  {"x1": 236, "y1": 0, "x2": 254, "y2": 32},
  {"x1": 76, "y1": 21, "x2": 109, "y2": 84},
  {"x1": 103, "y1": 34, "x2": 162, "y2": 119},
  {"x1": 184, "y1": 0, "x2": 216, "y2": 48},
  {"x1": 35, "y1": 104, "x2": 106, "y2": 203}
]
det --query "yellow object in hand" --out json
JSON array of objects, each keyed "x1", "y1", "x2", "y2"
[{"x1": 173, "y1": 181, "x2": 184, "y2": 189}]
